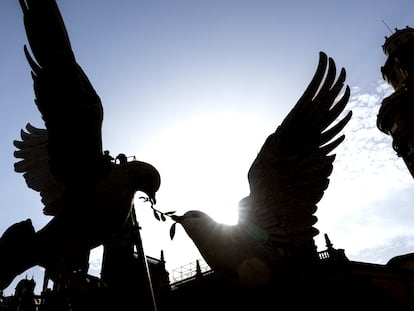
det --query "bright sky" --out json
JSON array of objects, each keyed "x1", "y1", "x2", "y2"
[{"x1": 1, "y1": 0, "x2": 414, "y2": 295}]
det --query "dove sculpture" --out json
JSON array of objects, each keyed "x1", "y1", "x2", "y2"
[
  {"x1": 0, "y1": 0, "x2": 161, "y2": 290},
  {"x1": 171, "y1": 51, "x2": 352, "y2": 287}
]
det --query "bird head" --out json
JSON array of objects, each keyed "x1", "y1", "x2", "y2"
[
  {"x1": 170, "y1": 211, "x2": 207, "y2": 236},
  {"x1": 127, "y1": 160, "x2": 161, "y2": 205},
  {"x1": 170, "y1": 214, "x2": 182, "y2": 223},
  {"x1": 171, "y1": 210, "x2": 209, "y2": 224},
  {"x1": 169, "y1": 211, "x2": 235, "y2": 274},
  {"x1": 170, "y1": 210, "x2": 221, "y2": 242}
]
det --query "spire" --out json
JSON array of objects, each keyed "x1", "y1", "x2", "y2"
[
  {"x1": 160, "y1": 250, "x2": 165, "y2": 263},
  {"x1": 324, "y1": 233, "x2": 333, "y2": 250},
  {"x1": 195, "y1": 260, "x2": 203, "y2": 279}
]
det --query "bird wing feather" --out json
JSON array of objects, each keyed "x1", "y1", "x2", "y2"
[
  {"x1": 239, "y1": 52, "x2": 352, "y2": 251},
  {"x1": 13, "y1": 123, "x2": 65, "y2": 216},
  {"x1": 17, "y1": 0, "x2": 104, "y2": 185}
]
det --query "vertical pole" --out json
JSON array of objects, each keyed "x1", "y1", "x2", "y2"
[{"x1": 130, "y1": 207, "x2": 158, "y2": 311}]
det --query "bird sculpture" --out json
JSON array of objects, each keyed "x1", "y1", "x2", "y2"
[
  {"x1": 0, "y1": 0, "x2": 161, "y2": 290},
  {"x1": 171, "y1": 51, "x2": 352, "y2": 287}
]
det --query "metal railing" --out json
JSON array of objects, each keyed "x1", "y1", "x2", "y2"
[
  {"x1": 170, "y1": 247, "x2": 347, "y2": 286},
  {"x1": 171, "y1": 258, "x2": 211, "y2": 283}
]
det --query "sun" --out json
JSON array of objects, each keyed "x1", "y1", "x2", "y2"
[{"x1": 137, "y1": 110, "x2": 275, "y2": 226}]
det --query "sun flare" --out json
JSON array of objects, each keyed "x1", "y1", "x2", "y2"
[{"x1": 138, "y1": 111, "x2": 275, "y2": 226}]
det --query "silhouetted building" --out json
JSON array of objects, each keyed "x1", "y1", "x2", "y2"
[
  {"x1": 3, "y1": 231, "x2": 414, "y2": 310},
  {"x1": 165, "y1": 235, "x2": 414, "y2": 310},
  {"x1": 377, "y1": 26, "x2": 414, "y2": 177},
  {"x1": 0, "y1": 278, "x2": 37, "y2": 311},
  {"x1": 101, "y1": 208, "x2": 170, "y2": 311}
]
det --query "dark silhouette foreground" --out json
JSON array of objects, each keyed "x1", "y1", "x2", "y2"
[{"x1": 0, "y1": 0, "x2": 161, "y2": 291}]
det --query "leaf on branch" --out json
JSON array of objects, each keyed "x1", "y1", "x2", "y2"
[
  {"x1": 153, "y1": 209, "x2": 160, "y2": 221},
  {"x1": 170, "y1": 223, "x2": 176, "y2": 240},
  {"x1": 161, "y1": 214, "x2": 166, "y2": 221},
  {"x1": 164, "y1": 211, "x2": 176, "y2": 215}
]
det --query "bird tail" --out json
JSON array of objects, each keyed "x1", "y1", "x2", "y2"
[{"x1": 0, "y1": 219, "x2": 37, "y2": 290}]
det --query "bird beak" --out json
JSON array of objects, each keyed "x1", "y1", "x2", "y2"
[
  {"x1": 147, "y1": 192, "x2": 156, "y2": 205},
  {"x1": 171, "y1": 215, "x2": 182, "y2": 223}
]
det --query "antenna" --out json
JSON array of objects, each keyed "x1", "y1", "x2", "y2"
[{"x1": 382, "y1": 20, "x2": 394, "y2": 34}]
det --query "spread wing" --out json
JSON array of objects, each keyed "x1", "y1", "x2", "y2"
[
  {"x1": 239, "y1": 52, "x2": 352, "y2": 252},
  {"x1": 14, "y1": 123, "x2": 65, "y2": 216},
  {"x1": 17, "y1": 0, "x2": 104, "y2": 185}
]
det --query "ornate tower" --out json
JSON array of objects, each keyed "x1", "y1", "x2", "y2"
[{"x1": 377, "y1": 26, "x2": 414, "y2": 177}]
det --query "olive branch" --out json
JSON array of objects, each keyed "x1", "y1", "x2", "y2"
[{"x1": 139, "y1": 196, "x2": 178, "y2": 239}]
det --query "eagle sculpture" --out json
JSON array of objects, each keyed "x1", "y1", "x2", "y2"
[
  {"x1": 171, "y1": 51, "x2": 352, "y2": 287},
  {"x1": 0, "y1": 0, "x2": 161, "y2": 290}
]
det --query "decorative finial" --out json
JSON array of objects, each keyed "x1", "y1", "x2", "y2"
[
  {"x1": 195, "y1": 260, "x2": 202, "y2": 278},
  {"x1": 324, "y1": 233, "x2": 333, "y2": 250}
]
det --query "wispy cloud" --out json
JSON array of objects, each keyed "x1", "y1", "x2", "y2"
[
  {"x1": 352, "y1": 236, "x2": 414, "y2": 264},
  {"x1": 316, "y1": 81, "x2": 414, "y2": 263},
  {"x1": 333, "y1": 82, "x2": 409, "y2": 183}
]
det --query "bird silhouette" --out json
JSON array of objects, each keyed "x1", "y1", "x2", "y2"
[
  {"x1": 171, "y1": 51, "x2": 352, "y2": 287},
  {"x1": 0, "y1": 0, "x2": 161, "y2": 290}
]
